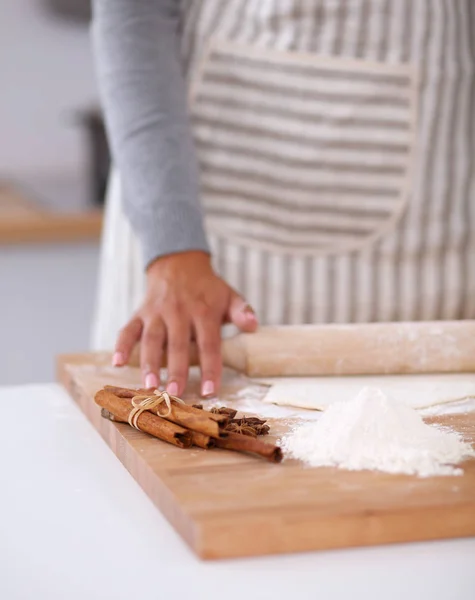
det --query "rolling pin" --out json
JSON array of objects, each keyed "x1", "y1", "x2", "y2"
[{"x1": 132, "y1": 320, "x2": 475, "y2": 377}]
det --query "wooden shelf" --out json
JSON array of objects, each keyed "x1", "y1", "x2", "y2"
[{"x1": 0, "y1": 184, "x2": 103, "y2": 245}]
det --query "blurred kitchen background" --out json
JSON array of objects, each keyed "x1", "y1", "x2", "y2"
[{"x1": 1, "y1": 0, "x2": 107, "y2": 384}]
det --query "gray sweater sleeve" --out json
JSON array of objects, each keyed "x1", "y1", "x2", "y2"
[{"x1": 91, "y1": 0, "x2": 209, "y2": 268}]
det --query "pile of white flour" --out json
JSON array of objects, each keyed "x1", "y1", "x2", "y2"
[{"x1": 282, "y1": 387, "x2": 475, "y2": 477}]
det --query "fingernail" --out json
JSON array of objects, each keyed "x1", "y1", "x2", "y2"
[
  {"x1": 166, "y1": 381, "x2": 179, "y2": 396},
  {"x1": 145, "y1": 373, "x2": 159, "y2": 389},
  {"x1": 242, "y1": 304, "x2": 255, "y2": 315},
  {"x1": 242, "y1": 305, "x2": 257, "y2": 321},
  {"x1": 112, "y1": 352, "x2": 124, "y2": 366},
  {"x1": 202, "y1": 380, "x2": 215, "y2": 398}
]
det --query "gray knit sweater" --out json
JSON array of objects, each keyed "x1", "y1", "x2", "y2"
[{"x1": 91, "y1": 0, "x2": 208, "y2": 268}]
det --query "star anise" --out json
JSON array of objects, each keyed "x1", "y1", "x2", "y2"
[
  {"x1": 231, "y1": 417, "x2": 267, "y2": 427},
  {"x1": 254, "y1": 424, "x2": 270, "y2": 436},
  {"x1": 225, "y1": 422, "x2": 258, "y2": 437},
  {"x1": 210, "y1": 407, "x2": 238, "y2": 418},
  {"x1": 192, "y1": 404, "x2": 270, "y2": 436}
]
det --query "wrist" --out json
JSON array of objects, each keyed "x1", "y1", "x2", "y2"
[{"x1": 146, "y1": 250, "x2": 211, "y2": 281}]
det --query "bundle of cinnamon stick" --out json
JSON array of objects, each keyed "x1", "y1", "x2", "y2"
[{"x1": 95, "y1": 385, "x2": 282, "y2": 463}]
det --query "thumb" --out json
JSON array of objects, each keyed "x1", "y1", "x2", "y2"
[{"x1": 227, "y1": 292, "x2": 258, "y2": 332}]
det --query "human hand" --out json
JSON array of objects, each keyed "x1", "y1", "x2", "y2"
[{"x1": 111, "y1": 251, "x2": 258, "y2": 397}]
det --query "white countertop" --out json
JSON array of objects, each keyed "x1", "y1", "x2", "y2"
[{"x1": 0, "y1": 384, "x2": 474, "y2": 600}]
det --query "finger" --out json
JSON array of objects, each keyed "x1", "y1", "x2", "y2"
[
  {"x1": 113, "y1": 316, "x2": 143, "y2": 366},
  {"x1": 194, "y1": 310, "x2": 222, "y2": 398},
  {"x1": 141, "y1": 317, "x2": 166, "y2": 389},
  {"x1": 164, "y1": 316, "x2": 190, "y2": 397},
  {"x1": 227, "y1": 292, "x2": 258, "y2": 333}
]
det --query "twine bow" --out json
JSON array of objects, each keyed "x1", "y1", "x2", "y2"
[{"x1": 128, "y1": 390, "x2": 185, "y2": 430}]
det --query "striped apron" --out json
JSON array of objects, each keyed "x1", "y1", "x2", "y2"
[{"x1": 92, "y1": 0, "x2": 475, "y2": 350}]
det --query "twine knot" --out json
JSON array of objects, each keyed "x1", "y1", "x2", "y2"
[{"x1": 127, "y1": 390, "x2": 185, "y2": 430}]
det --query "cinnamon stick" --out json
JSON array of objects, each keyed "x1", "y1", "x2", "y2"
[
  {"x1": 104, "y1": 384, "x2": 228, "y2": 432},
  {"x1": 159, "y1": 402, "x2": 224, "y2": 437},
  {"x1": 95, "y1": 390, "x2": 192, "y2": 449},
  {"x1": 104, "y1": 385, "x2": 152, "y2": 398},
  {"x1": 99, "y1": 386, "x2": 282, "y2": 461},
  {"x1": 166, "y1": 401, "x2": 228, "y2": 426},
  {"x1": 190, "y1": 431, "x2": 216, "y2": 449},
  {"x1": 215, "y1": 432, "x2": 283, "y2": 463},
  {"x1": 100, "y1": 406, "x2": 215, "y2": 450}
]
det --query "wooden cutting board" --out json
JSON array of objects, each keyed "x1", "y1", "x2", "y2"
[{"x1": 57, "y1": 353, "x2": 475, "y2": 560}]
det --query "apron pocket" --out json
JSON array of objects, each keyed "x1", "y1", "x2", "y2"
[{"x1": 190, "y1": 40, "x2": 417, "y2": 256}]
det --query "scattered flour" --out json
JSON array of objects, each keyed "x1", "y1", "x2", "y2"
[{"x1": 282, "y1": 387, "x2": 475, "y2": 477}]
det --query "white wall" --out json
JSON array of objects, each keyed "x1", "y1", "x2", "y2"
[
  {"x1": 0, "y1": 2, "x2": 102, "y2": 385},
  {"x1": 0, "y1": 0, "x2": 97, "y2": 182},
  {"x1": 0, "y1": 243, "x2": 100, "y2": 385}
]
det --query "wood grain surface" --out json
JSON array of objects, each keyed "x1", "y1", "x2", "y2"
[
  {"x1": 0, "y1": 184, "x2": 102, "y2": 244},
  {"x1": 57, "y1": 352, "x2": 475, "y2": 560}
]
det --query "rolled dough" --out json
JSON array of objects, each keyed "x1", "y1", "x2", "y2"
[{"x1": 259, "y1": 373, "x2": 475, "y2": 410}]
